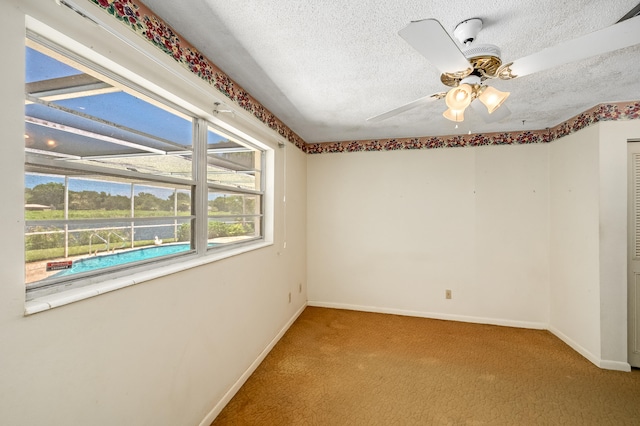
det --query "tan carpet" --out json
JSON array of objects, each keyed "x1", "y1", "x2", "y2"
[{"x1": 212, "y1": 307, "x2": 640, "y2": 425}]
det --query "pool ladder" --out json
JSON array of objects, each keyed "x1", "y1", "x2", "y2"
[{"x1": 89, "y1": 231, "x2": 127, "y2": 255}]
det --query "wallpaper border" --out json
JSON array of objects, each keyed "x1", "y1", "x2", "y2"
[{"x1": 306, "y1": 101, "x2": 640, "y2": 154}]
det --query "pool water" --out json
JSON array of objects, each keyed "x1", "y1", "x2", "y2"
[{"x1": 55, "y1": 243, "x2": 193, "y2": 276}]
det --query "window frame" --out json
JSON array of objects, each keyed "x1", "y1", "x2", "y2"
[{"x1": 24, "y1": 24, "x2": 271, "y2": 304}]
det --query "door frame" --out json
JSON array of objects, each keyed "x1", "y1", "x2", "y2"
[{"x1": 627, "y1": 141, "x2": 640, "y2": 368}]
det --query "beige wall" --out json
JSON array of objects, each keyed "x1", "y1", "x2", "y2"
[
  {"x1": 0, "y1": 1, "x2": 306, "y2": 425},
  {"x1": 548, "y1": 125, "x2": 602, "y2": 360},
  {"x1": 307, "y1": 144, "x2": 550, "y2": 327},
  {"x1": 548, "y1": 120, "x2": 640, "y2": 370}
]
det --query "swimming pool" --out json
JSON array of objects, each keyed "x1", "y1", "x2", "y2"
[{"x1": 55, "y1": 243, "x2": 193, "y2": 276}]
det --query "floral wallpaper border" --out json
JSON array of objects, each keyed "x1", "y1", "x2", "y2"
[
  {"x1": 88, "y1": 0, "x2": 639, "y2": 155},
  {"x1": 306, "y1": 101, "x2": 640, "y2": 154}
]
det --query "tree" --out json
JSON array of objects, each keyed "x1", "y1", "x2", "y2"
[
  {"x1": 135, "y1": 192, "x2": 169, "y2": 211},
  {"x1": 207, "y1": 221, "x2": 253, "y2": 239},
  {"x1": 210, "y1": 195, "x2": 254, "y2": 214},
  {"x1": 24, "y1": 187, "x2": 33, "y2": 204},
  {"x1": 27, "y1": 182, "x2": 64, "y2": 209},
  {"x1": 177, "y1": 223, "x2": 191, "y2": 241},
  {"x1": 167, "y1": 192, "x2": 191, "y2": 212},
  {"x1": 104, "y1": 194, "x2": 131, "y2": 210},
  {"x1": 69, "y1": 190, "x2": 99, "y2": 210}
]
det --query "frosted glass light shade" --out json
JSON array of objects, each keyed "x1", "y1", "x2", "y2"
[
  {"x1": 445, "y1": 84, "x2": 473, "y2": 110},
  {"x1": 478, "y1": 86, "x2": 510, "y2": 114},
  {"x1": 443, "y1": 108, "x2": 465, "y2": 122}
]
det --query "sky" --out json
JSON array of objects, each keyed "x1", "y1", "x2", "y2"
[{"x1": 25, "y1": 47, "x2": 81, "y2": 83}]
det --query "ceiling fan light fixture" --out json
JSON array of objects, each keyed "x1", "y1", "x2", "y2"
[
  {"x1": 445, "y1": 83, "x2": 473, "y2": 110},
  {"x1": 478, "y1": 85, "x2": 510, "y2": 114},
  {"x1": 443, "y1": 107, "x2": 465, "y2": 122}
]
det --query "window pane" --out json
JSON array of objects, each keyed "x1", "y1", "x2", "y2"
[
  {"x1": 25, "y1": 173, "x2": 193, "y2": 219},
  {"x1": 207, "y1": 190, "x2": 261, "y2": 247},
  {"x1": 207, "y1": 218, "x2": 260, "y2": 246},
  {"x1": 67, "y1": 176, "x2": 132, "y2": 219},
  {"x1": 25, "y1": 45, "x2": 193, "y2": 180},
  {"x1": 207, "y1": 127, "x2": 261, "y2": 190},
  {"x1": 26, "y1": 47, "x2": 82, "y2": 83},
  {"x1": 208, "y1": 192, "x2": 260, "y2": 217},
  {"x1": 25, "y1": 173, "x2": 65, "y2": 218},
  {"x1": 133, "y1": 184, "x2": 191, "y2": 218},
  {"x1": 25, "y1": 171, "x2": 194, "y2": 286}
]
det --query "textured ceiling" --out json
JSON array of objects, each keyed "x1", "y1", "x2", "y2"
[{"x1": 141, "y1": 0, "x2": 640, "y2": 143}]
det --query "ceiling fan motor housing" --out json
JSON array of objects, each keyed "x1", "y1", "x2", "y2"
[
  {"x1": 462, "y1": 43, "x2": 501, "y2": 61},
  {"x1": 453, "y1": 18, "x2": 483, "y2": 45}
]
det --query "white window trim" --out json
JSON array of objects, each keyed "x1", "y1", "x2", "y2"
[{"x1": 23, "y1": 5, "x2": 278, "y2": 314}]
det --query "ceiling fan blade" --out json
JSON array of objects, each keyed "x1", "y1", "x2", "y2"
[
  {"x1": 471, "y1": 100, "x2": 511, "y2": 123},
  {"x1": 398, "y1": 19, "x2": 472, "y2": 74},
  {"x1": 501, "y1": 15, "x2": 640, "y2": 80},
  {"x1": 367, "y1": 92, "x2": 445, "y2": 122}
]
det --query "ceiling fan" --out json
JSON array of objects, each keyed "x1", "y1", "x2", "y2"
[{"x1": 367, "y1": 14, "x2": 640, "y2": 123}]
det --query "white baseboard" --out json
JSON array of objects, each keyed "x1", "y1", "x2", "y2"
[
  {"x1": 547, "y1": 325, "x2": 601, "y2": 367},
  {"x1": 307, "y1": 300, "x2": 548, "y2": 330},
  {"x1": 599, "y1": 359, "x2": 632, "y2": 371},
  {"x1": 199, "y1": 303, "x2": 307, "y2": 426},
  {"x1": 548, "y1": 325, "x2": 631, "y2": 372}
]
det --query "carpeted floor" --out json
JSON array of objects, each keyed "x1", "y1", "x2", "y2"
[{"x1": 212, "y1": 307, "x2": 640, "y2": 425}]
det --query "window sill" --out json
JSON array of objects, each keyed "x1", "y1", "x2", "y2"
[{"x1": 24, "y1": 240, "x2": 272, "y2": 315}]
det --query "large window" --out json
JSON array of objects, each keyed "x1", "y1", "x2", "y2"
[{"x1": 24, "y1": 36, "x2": 265, "y2": 296}]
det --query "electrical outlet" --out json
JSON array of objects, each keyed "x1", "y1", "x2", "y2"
[{"x1": 445, "y1": 289, "x2": 452, "y2": 299}]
